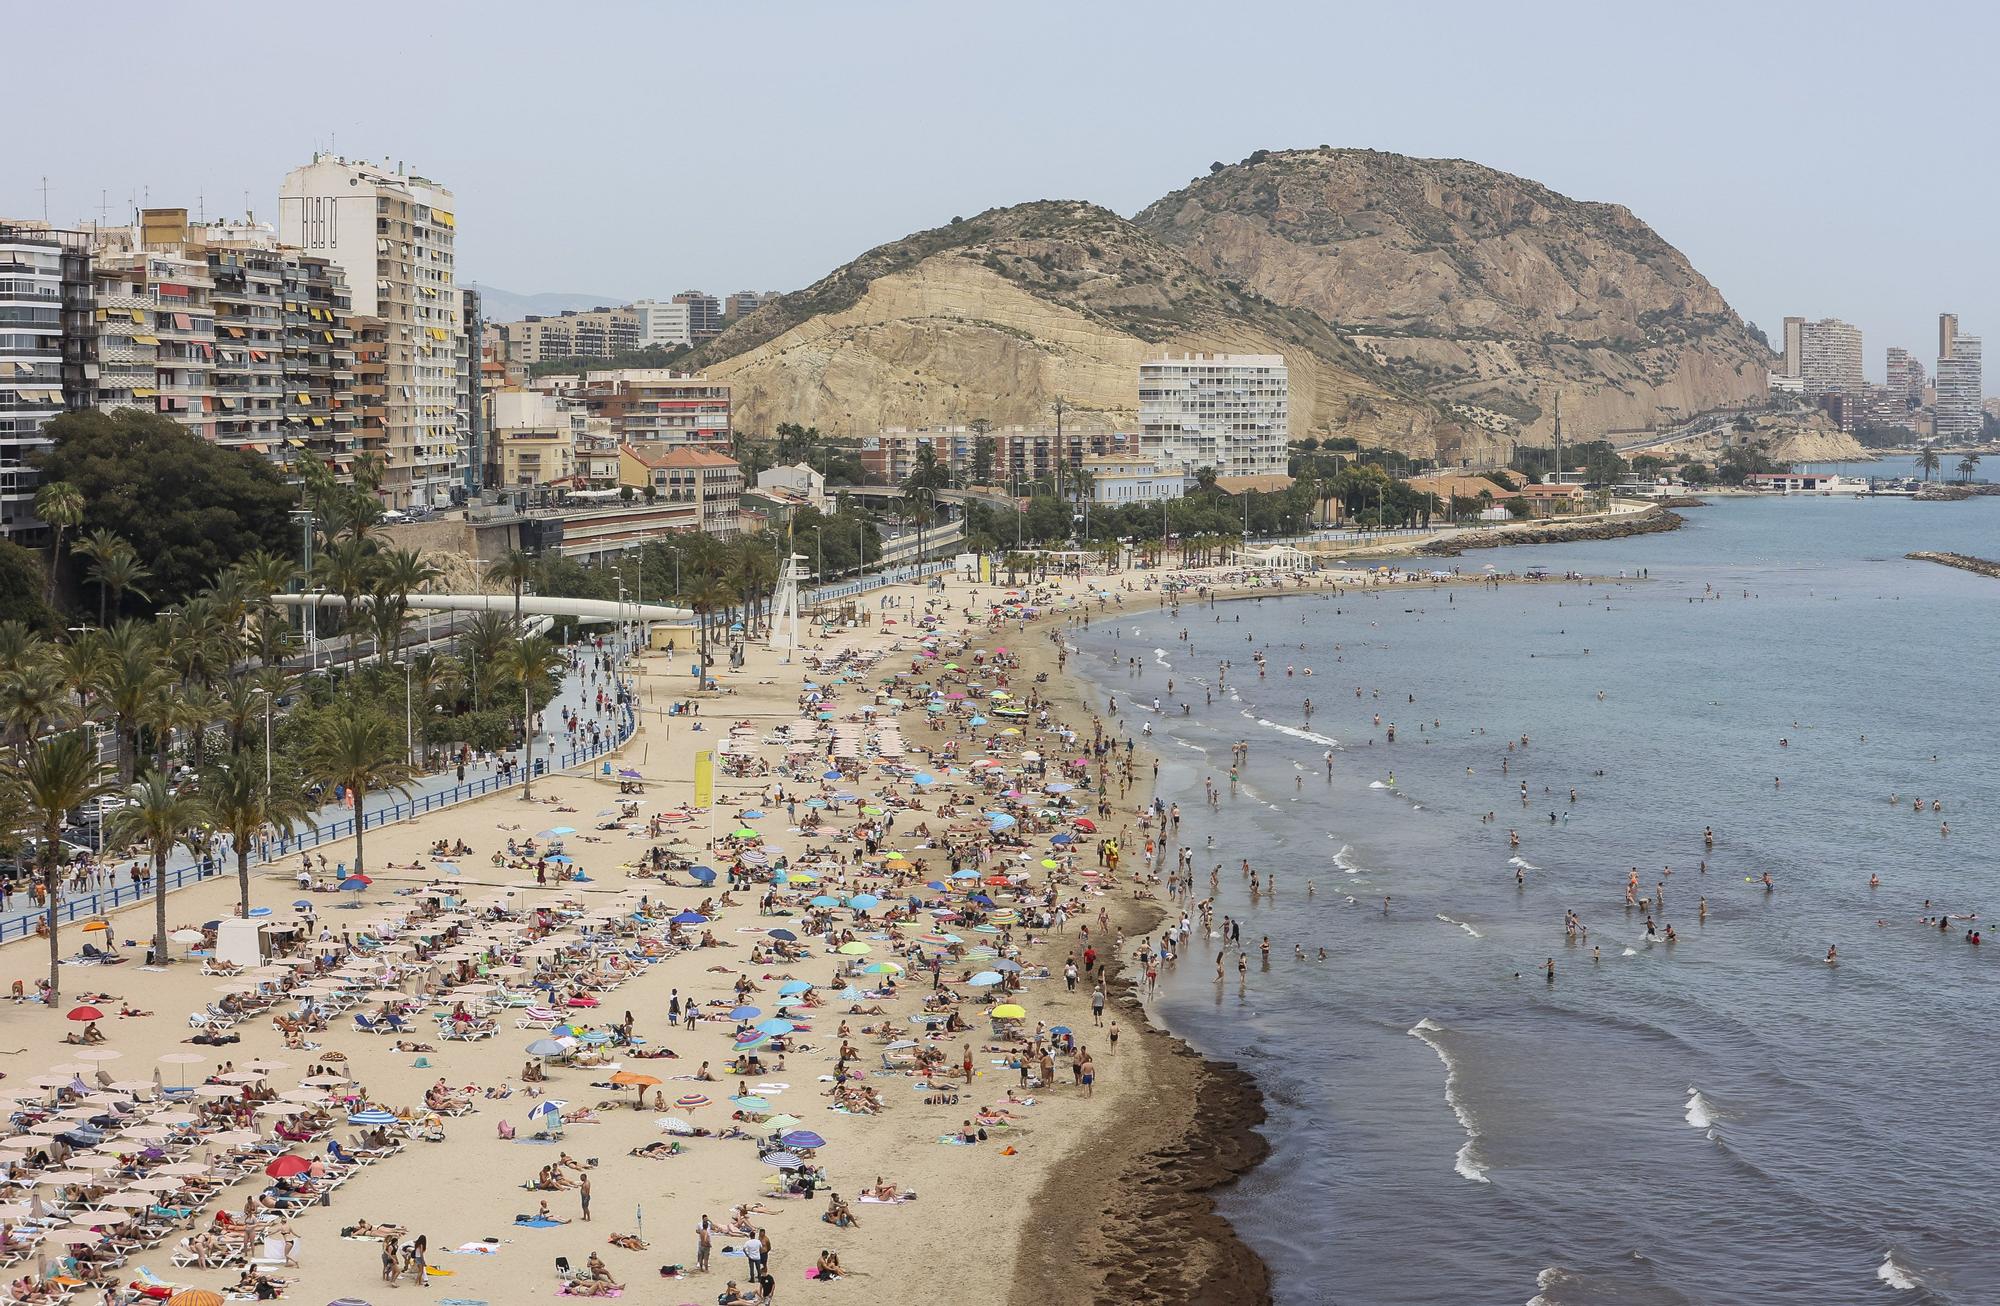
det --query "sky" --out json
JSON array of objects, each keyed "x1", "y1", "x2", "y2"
[{"x1": 7, "y1": 0, "x2": 1992, "y2": 382}]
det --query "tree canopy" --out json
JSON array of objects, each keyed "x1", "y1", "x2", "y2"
[{"x1": 34, "y1": 409, "x2": 295, "y2": 607}]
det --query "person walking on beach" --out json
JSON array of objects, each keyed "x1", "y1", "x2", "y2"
[
  {"x1": 1091, "y1": 984, "x2": 1106, "y2": 1026},
  {"x1": 961, "y1": 1043, "x2": 974, "y2": 1084},
  {"x1": 1080, "y1": 1050, "x2": 1096, "y2": 1098},
  {"x1": 696, "y1": 1214, "x2": 712, "y2": 1273},
  {"x1": 578, "y1": 1172, "x2": 591, "y2": 1222}
]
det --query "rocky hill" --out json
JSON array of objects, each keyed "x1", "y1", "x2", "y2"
[
  {"x1": 694, "y1": 151, "x2": 1771, "y2": 459},
  {"x1": 689, "y1": 202, "x2": 1467, "y2": 456},
  {"x1": 1136, "y1": 149, "x2": 1769, "y2": 447}
]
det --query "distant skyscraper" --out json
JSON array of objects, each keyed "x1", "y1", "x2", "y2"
[
  {"x1": 1939, "y1": 313, "x2": 1959, "y2": 363},
  {"x1": 1935, "y1": 333, "x2": 1983, "y2": 442},
  {"x1": 1798, "y1": 319, "x2": 1864, "y2": 396},
  {"x1": 280, "y1": 153, "x2": 459, "y2": 510},
  {"x1": 1885, "y1": 348, "x2": 1924, "y2": 410}
]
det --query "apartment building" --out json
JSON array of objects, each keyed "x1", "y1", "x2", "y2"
[
  {"x1": 488, "y1": 387, "x2": 584, "y2": 488},
  {"x1": 456, "y1": 287, "x2": 482, "y2": 493},
  {"x1": 618, "y1": 442, "x2": 743, "y2": 537},
  {"x1": 1138, "y1": 352, "x2": 1289, "y2": 477},
  {"x1": 280, "y1": 154, "x2": 460, "y2": 510},
  {"x1": 1797, "y1": 319, "x2": 1864, "y2": 397},
  {"x1": 859, "y1": 425, "x2": 1131, "y2": 488},
  {"x1": 497, "y1": 305, "x2": 639, "y2": 367},
  {"x1": 1081, "y1": 453, "x2": 1184, "y2": 504},
  {"x1": 673, "y1": 290, "x2": 722, "y2": 341},
  {"x1": 724, "y1": 290, "x2": 777, "y2": 319},
  {"x1": 1935, "y1": 332, "x2": 1984, "y2": 443},
  {"x1": 0, "y1": 224, "x2": 94, "y2": 539},
  {"x1": 571, "y1": 369, "x2": 730, "y2": 448},
  {"x1": 633, "y1": 299, "x2": 691, "y2": 349}
]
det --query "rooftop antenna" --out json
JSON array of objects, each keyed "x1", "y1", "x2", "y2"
[
  {"x1": 38, "y1": 176, "x2": 49, "y2": 222},
  {"x1": 97, "y1": 190, "x2": 108, "y2": 226}
]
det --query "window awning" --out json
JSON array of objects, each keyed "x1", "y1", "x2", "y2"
[
  {"x1": 132, "y1": 387, "x2": 157, "y2": 398},
  {"x1": 173, "y1": 313, "x2": 192, "y2": 330},
  {"x1": 225, "y1": 326, "x2": 245, "y2": 338},
  {"x1": 128, "y1": 309, "x2": 145, "y2": 324},
  {"x1": 133, "y1": 334, "x2": 160, "y2": 345},
  {"x1": 285, "y1": 438, "x2": 307, "y2": 448},
  {"x1": 295, "y1": 392, "x2": 311, "y2": 404},
  {"x1": 431, "y1": 209, "x2": 455, "y2": 228}
]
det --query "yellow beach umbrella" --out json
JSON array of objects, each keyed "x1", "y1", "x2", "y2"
[
  {"x1": 837, "y1": 942, "x2": 871, "y2": 955},
  {"x1": 990, "y1": 1004, "x2": 1027, "y2": 1020}
]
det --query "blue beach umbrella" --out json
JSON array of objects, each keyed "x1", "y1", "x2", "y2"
[
  {"x1": 778, "y1": 1130, "x2": 826, "y2": 1150},
  {"x1": 768, "y1": 929, "x2": 798, "y2": 942},
  {"x1": 671, "y1": 910, "x2": 708, "y2": 925},
  {"x1": 728, "y1": 1005, "x2": 761, "y2": 1021},
  {"x1": 847, "y1": 893, "x2": 880, "y2": 910},
  {"x1": 740, "y1": 810, "x2": 766, "y2": 819},
  {"x1": 809, "y1": 895, "x2": 839, "y2": 908},
  {"x1": 754, "y1": 1018, "x2": 794, "y2": 1035},
  {"x1": 913, "y1": 774, "x2": 936, "y2": 786},
  {"x1": 777, "y1": 981, "x2": 813, "y2": 996},
  {"x1": 338, "y1": 877, "x2": 368, "y2": 892},
  {"x1": 951, "y1": 869, "x2": 980, "y2": 880},
  {"x1": 687, "y1": 866, "x2": 717, "y2": 885},
  {"x1": 968, "y1": 971, "x2": 1002, "y2": 987},
  {"x1": 348, "y1": 1109, "x2": 398, "y2": 1125}
]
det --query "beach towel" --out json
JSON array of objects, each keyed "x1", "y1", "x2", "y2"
[
  {"x1": 557, "y1": 1288, "x2": 621, "y2": 1298},
  {"x1": 437, "y1": 1299, "x2": 490, "y2": 1305},
  {"x1": 514, "y1": 1217, "x2": 565, "y2": 1228},
  {"x1": 857, "y1": 1194, "x2": 912, "y2": 1204},
  {"x1": 936, "y1": 1135, "x2": 974, "y2": 1145}
]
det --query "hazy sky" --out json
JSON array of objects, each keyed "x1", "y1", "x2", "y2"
[{"x1": 8, "y1": 0, "x2": 1991, "y2": 381}]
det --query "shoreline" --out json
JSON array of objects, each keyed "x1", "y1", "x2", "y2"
[{"x1": 1004, "y1": 625, "x2": 1275, "y2": 1306}]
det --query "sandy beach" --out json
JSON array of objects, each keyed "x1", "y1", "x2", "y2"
[{"x1": 0, "y1": 561, "x2": 1410, "y2": 1306}]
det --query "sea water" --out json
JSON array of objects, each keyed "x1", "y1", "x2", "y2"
[{"x1": 1067, "y1": 494, "x2": 1999, "y2": 1303}]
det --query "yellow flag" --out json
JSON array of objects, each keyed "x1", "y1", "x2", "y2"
[{"x1": 693, "y1": 750, "x2": 713, "y2": 809}]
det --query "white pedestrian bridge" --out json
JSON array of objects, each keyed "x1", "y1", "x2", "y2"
[{"x1": 274, "y1": 592, "x2": 695, "y2": 625}]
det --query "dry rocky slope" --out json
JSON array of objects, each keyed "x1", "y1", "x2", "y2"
[{"x1": 697, "y1": 149, "x2": 1772, "y2": 460}]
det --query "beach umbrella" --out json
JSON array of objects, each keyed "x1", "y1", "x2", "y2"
[
  {"x1": 730, "y1": 1095, "x2": 771, "y2": 1112},
  {"x1": 687, "y1": 866, "x2": 717, "y2": 885},
  {"x1": 808, "y1": 895, "x2": 839, "y2": 908},
  {"x1": 728, "y1": 1005, "x2": 761, "y2": 1021},
  {"x1": 950, "y1": 869, "x2": 980, "y2": 880},
  {"x1": 991, "y1": 1004, "x2": 1027, "y2": 1020},
  {"x1": 764, "y1": 1113, "x2": 803, "y2": 1132},
  {"x1": 967, "y1": 972, "x2": 1002, "y2": 987},
  {"x1": 766, "y1": 929, "x2": 798, "y2": 943},
  {"x1": 776, "y1": 981, "x2": 813, "y2": 996},
  {"x1": 778, "y1": 1130, "x2": 826, "y2": 1150},
  {"x1": 763, "y1": 1152, "x2": 803, "y2": 1170},
  {"x1": 609, "y1": 1071, "x2": 661, "y2": 1106},
  {"x1": 739, "y1": 809, "x2": 765, "y2": 820},
  {"x1": 836, "y1": 942, "x2": 871, "y2": 956},
  {"x1": 674, "y1": 1093, "x2": 710, "y2": 1109},
  {"x1": 66, "y1": 1006, "x2": 104, "y2": 1022},
  {"x1": 524, "y1": 1040, "x2": 568, "y2": 1058},
  {"x1": 167, "y1": 1291, "x2": 224, "y2": 1306},
  {"x1": 733, "y1": 1032, "x2": 768, "y2": 1050},
  {"x1": 861, "y1": 962, "x2": 901, "y2": 975},
  {"x1": 847, "y1": 893, "x2": 880, "y2": 910},
  {"x1": 670, "y1": 911, "x2": 708, "y2": 925},
  {"x1": 657, "y1": 1117, "x2": 694, "y2": 1135},
  {"x1": 836, "y1": 986, "x2": 870, "y2": 1001},
  {"x1": 754, "y1": 1019, "x2": 794, "y2": 1036},
  {"x1": 263, "y1": 1155, "x2": 310, "y2": 1178},
  {"x1": 538, "y1": 827, "x2": 576, "y2": 838},
  {"x1": 338, "y1": 877, "x2": 369, "y2": 893}
]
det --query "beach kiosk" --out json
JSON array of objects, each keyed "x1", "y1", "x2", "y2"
[{"x1": 214, "y1": 917, "x2": 273, "y2": 969}]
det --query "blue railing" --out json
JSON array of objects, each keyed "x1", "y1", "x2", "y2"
[
  {"x1": 0, "y1": 681, "x2": 641, "y2": 946},
  {"x1": 807, "y1": 559, "x2": 956, "y2": 607}
]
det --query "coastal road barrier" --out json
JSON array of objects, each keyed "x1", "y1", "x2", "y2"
[{"x1": 0, "y1": 673, "x2": 640, "y2": 947}]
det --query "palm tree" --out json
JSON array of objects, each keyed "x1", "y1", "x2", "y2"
[
  {"x1": 316, "y1": 536, "x2": 379, "y2": 669},
  {"x1": 304, "y1": 703, "x2": 414, "y2": 879},
  {"x1": 1957, "y1": 453, "x2": 1981, "y2": 484},
  {"x1": 456, "y1": 612, "x2": 514, "y2": 710},
  {"x1": 486, "y1": 549, "x2": 537, "y2": 619},
  {"x1": 214, "y1": 675, "x2": 268, "y2": 758},
  {"x1": 686, "y1": 577, "x2": 734, "y2": 676},
  {"x1": 100, "y1": 635, "x2": 168, "y2": 783},
  {"x1": 11, "y1": 729, "x2": 114, "y2": 1000},
  {"x1": 90, "y1": 536, "x2": 149, "y2": 627},
  {"x1": 202, "y1": 751, "x2": 316, "y2": 918},
  {"x1": 104, "y1": 773, "x2": 211, "y2": 965},
  {"x1": 369, "y1": 547, "x2": 439, "y2": 665},
  {"x1": 33, "y1": 480, "x2": 84, "y2": 606},
  {"x1": 1915, "y1": 445, "x2": 1942, "y2": 482},
  {"x1": 495, "y1": 636, "x2": 564, "y2": 800}
]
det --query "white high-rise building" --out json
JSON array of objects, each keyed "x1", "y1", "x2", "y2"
[
  {"x1": 1138, "y1": 352, "x2": 1288, "y2": 478},
  {"x1": 279, "y1": 154, "x2": 459, "y2": 509},
  {"x1": 1935, "y1": 332, "x2": 1983, "y2": 443},
  {"x1": 1798, "y1": 319, "x2": 1863, "y2": 396}
]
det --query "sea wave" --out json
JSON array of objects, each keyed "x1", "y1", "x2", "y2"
[
  {"x1": 1507, "y1": 856, "x2": 1539, "y2": 870},
  {"x1": 1684, "y1": 1086, "x2": 1718, "y2": 1130},
  {"x1": 1876, "y1": 1252, "x2": 1920, "y2": 1291},
  {"x1": 1408, "y1": 1018, "x2": 1488, "y2": 1183},
  {"x1": 1526, "y1": 1265, "x2": 1568, "y2": 1306},
  {"x1": 1253, "y1": 717, "x2": 1340, "y2": 748},
  {"x1": 1437, "y1": 913, "x2": 1484, "y2": 939},
  {"x1": 1332, "y1": 844, "x2": 1365, "y2": 875}
]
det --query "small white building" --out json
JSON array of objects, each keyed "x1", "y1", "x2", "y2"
[
  {"x1": 1082, "y1": 454, "x2": 1184, "y2": 505},
  {"x1": 755, "y1": 463, "x2": 828, "y2": 513}
]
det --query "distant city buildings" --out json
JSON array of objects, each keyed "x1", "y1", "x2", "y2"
[
  {"x1": 1138, "y1": 352, "x2": 1290, "y2": 478},
  {"x1": 632, "y1": 299, "x2": 692, "y2": 350},
  {"x1": 1797, "y1": 319, "x2": 1864, "y2": 397},
  {"x1": 724, "y1": 290, "x2": 778, "y2": 319},
  {"x1": 0, "y1": 223, "x2": 92, "y2": 538},
  {"x1": 672, "y1": 290, "x2": 722, "y2": 342},
  {"x1": 497, "y1": 305, "x2": 639, "y2": 367}
]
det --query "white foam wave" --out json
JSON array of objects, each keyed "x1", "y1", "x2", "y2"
[
  {"x1": 1172, "y1": 739, "x2": 1204, "y2": 753},
  {"x1": 1251, "y1": 717, "x2": 1340, "y2": 748},
  {"x1": 1332, "y1": 845, "x2": 1365, "y2": 875},
  {"x1": 1368, "y1": 780, "x2": 1391, "y2": 789},
  {"x1": 1153, "y1": 647, "x2": 1171, "y2": 668},
  {"x1": 1436, "y1": 913, "x2": 1483, "y2": 939},
  {"x1": 1877, "y1": 1253, "x2": 1920, "y2": 1291},
  {"x1": 1526, "y1": 1265, "x2": 1567, "y2": 1306},
  {"x1": 1507, "y1": 856, "x2": 1539, "y2": 870},
  {"x1": 1407, "y1": 1018, "x2": 1488, "y2": 1183},
  {"x1": 1683, "y1": 1087, "x2": 1717, "y2": 1130},
  {"x1": 1621, "y1": 947, "x2": 1638, "y2": 956}
]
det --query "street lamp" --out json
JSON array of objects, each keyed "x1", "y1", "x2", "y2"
[
  {"x1": 250, "y1": 687, "x2": 272, "y2": 801},
  {"x1": 812, "y1": 526, "x2": 823, "y2": 580},
  {"x1": 393, "y1": 659, "x2": 413, "y2": 768}
]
